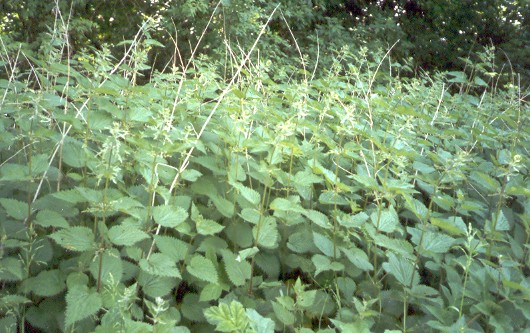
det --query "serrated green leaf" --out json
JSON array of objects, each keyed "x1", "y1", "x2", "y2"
[
  {"x1": 35, "y1": 209, "x2": 69, "y2": 228},
  {"x1": 318, "y1": 191, "x2": 349, "y2": 205},
  {"x1": 410, "y1": 284, "x2": 439, "y2": 298},
  {"x1": 312, "y1": 254, "x2": 331, "y2": 276},
  {"x1": 110, "y1": 197, "x2": 144, "y2": 212},
  {"x1": 152, "y1": 205, "x2": 188, "y2": 228},
  {"x1": 75, "y1": 186, "x2": 104, "y2": 203},
  {"x1": 238, "y1": 247, "x2": 259, "y2": 261},
  {"x1": 187, "y1": 255, "x2": 218, "y2": 284},
  {"x1": 471, "y1": 171, "x2": 500, "y2": 193},
  {"x1": 493, "y1": 210, "x2": 510, "y2": 231},
  {"x1": 302, "y1": 209, "x2": 330, "y2": 229},
  {"x1": 374, "y1": 234, "x2": 415, "y2": 260},
  {"x1": 139, "y1": 253, "x2": 181, "y2": 278},
  {"x1": 287, "y1": 229, "x2": 316, "y2": 253},
  {"x1": 211, "y1": 195, "x2": 235, "y2": 218},
  {"x1": 154, "y1": 235, "x2": 189, "y2": 262},
  {"x1": 49, "y1": 227, "x2": 96, "y2": 252},
  {"x1": 313, "y1": 232, "x2": 336, "y2": 257},
  {"x1": 232, "y1": 182, "x2": 261, "y2": 205},
  {"x1": 181, "y1": 169, "x2": 203, "y2": 182},
  {"x1": 253, "y1": 217, "x2": 278, "y2": 249},
  {"x1": 342, "y1": 247, "x2": 374, "y2": 271},
  {"x1": 297, "y1": 289, "x2": 317, "y2": 308},
  {"x1": 272, "y1": 300, "x2": 295, "y2": 325},
  {"x1": 0, "y1": 198, "x2": 29, "y2": 220},
  {"x1": 0, "y1": 257, "x2": 25, "y2": 281},
  {"x1": 137, "y1": 272, "x2": 176, "y2": 298},
  {"x1": 431, "y1": 216, "x2": 467, "y2": 236},
  {"x1": 382, "y1": 253, "x2": 419, "y2": 287},
  {"x1": 196, "y1": 217, "x2": 225, "y2": 235},
  {"x1": 408, "y1": 228, "x2": 455, "y2": 254},
  {"x1": 65, "y1": 285, "x2": 102, "y2": 327},
  {"x1": 108, "y1": 225, "x2": 149, "y2": 246},
  {"x1": 90, "y1": 249, "x2": 123, "y2": 285},
  {"x1": 413, "y1": 161, "x2": 435, "y2": 174},
  {"x1": 199, "y1": 283, "x2": 223, "y2": 302},
  {"x1": 52, "y1": 189, "x2": 86, "y2": 204},
  {"x1": 338, "y1": 212, "x2": 369, "y2": 228},
  {"x1": 270, "y1": 197, "x2": 300, "y2": 211},
  {"x1": 222, "y1": 250, "x2": 251, "y2": 286},
  {"x1": 0, "y1": 295, "x2": 31, "y2": 308},
  {"x1": 62, "y1": 139, "x2": 89, "y2": 168},
  {"x1": 30, "y1": 269, "x2": 66, "y2": 297},
  {"x1": 205, "y1": 301, "x2": 249, "y2": 333},
  {"x1": 240, "y1": 208, "x2": 261, "y2": 224},
  {"x1": 371, "y1": 206, "x2": 399, "y2": 233}
]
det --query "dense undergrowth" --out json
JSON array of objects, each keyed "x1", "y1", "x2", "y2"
[{"x1": 0, "y1": 17, "x2": 529, "y2": 333}]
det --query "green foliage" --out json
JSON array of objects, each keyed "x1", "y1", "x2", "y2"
[{"x1": 0, "y1": 4, "x2": 529, "y2": 333}]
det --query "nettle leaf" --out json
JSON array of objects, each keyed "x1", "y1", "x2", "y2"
[
  {"x1": 52, "y1": 189, "x2": 86, "y2": 204},
  {"x1": 302, "y1": 209, "x2": 330, "y2": 229},
  {"x1": 272, "y1": 299, "x2": 295, "y2": 326},
  {"x1": 232, "y1": 182, "x2": 261, "y2": 205},
  {"x1": 108, "y1": 225, "x2": 149, "y2": 246},
  {"x1": 371, "y1": 206, "x2": 399, "y2": 233},
  {"x1": 49, "y1": 227, "x2": 96, "y2": 252},
  {"x1": 288, "y1": 229, "x2": 317, "y2": 254},
  {"x1": 152, "y1": 205, "x2": 188, "y2": 228},
  {"x1": 181, "y1": 169, "x2": 203, "y2": 182},
  {"x1": 211, "y1": 195, "x2": 235, "y2": 218},
  {"x1": 35, "y1": 209, "x2": 69, "y2": 228},
  {"x1": 75, "y1": 186, "x2": 104, "y2": 203},
  {"x1": 137, "y1": 272, "x2": 176, "y2": 298},
  {"x1": 492, "y1": 209, "x2": 511, "y2": 231},
  {"x1": 253, "y1": 216, "x2": 278, "y2": 249},
  {"x1": 28, "y1": 269, "x2": 66, "y2": 297},
  {"x1": 308, "y1": 158, "x2": 339, "y2": 184},
  {"x1": 0, "y1": 198, "x2": 29, "y2": 220},
  {"x1": 90, "y1": 249, "x2": 123, "y2": 285},
  {"x1": 191, "y1": 202, "x2": 226, "y2": 235},
  {"x1": 341, "y1": 247, "x2": 374, "y2": 271},
  {"x1": 240, "y1": 208, "x2": 261, "y2": 224},
  {"x1": 404, "y1": 197, "x2": 429, "y2": 221},
  {"x1": 318, "y1": 191, "x2": 349, "y2": 205},
  {"x1": 407, "y1": 227, "x2": 455, "y2": 254},
  {"x1": 65, "y1": 285, "x2": 102, "y2": 327},
  {"x1": 297, "y1": 289, "x2": 317, "y2": 308},
  {"x1": 139, "y1": 253, "x2": 181, "y2": 278},
  {"x1": 270, "y1": 197, "x2": 302, "y2": 212},
  {"x1": 313, "y1": 232, "x2": 337, "y2": 257},
  {"x1": 62, "y1": 139, "x2": 91, "y2": 168},
  {"x1": 187, "y1": 255, "x2": 218, "y2": 284},
  {"x1": 383, "y1": 253, "x2": 419, "y2": 287},
  {"x1": 238, "y1": 247, "x2": 259, "y2": 261},
  {"x1": 110, "y1": 196, "x2": 144, "y2": 212},
  {"x1": 196, "y1": 217, "x2": 225, "y2": 236},
  {"x1": 338, "y1": 212, "x2": 369, "y2": 228},
  {"x1": 154, "y1": 235, "x2": 189, "y2": 262},
  {"x1": 374, "y1": 234, "x2": 415, "y2": 260},
  {"x1": 199, "y1": 283, "x2": 223, "y2": 302},
  {"x1": 205, "y1": 301, "x2": 249, "y2": 333},
  {"x1": 430, "y1": 216, "x2": 467, "y2": 236},
  {"x1": 222, "y1": 249, "x2": 251, "y2": 287},
  {"x1": 0, "y1": 294, "x2": 31, "y2": 308},
  {"x1": 470, "y1": 171, "x2": 500, "y2": 193},
  {"x1": 312, "y1": 254, "x2": 332, "y2": 277}
]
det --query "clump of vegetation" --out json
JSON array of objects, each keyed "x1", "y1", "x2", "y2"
[{"x1": 0, "y1": 3, "x2": 528, "y2": 333}]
